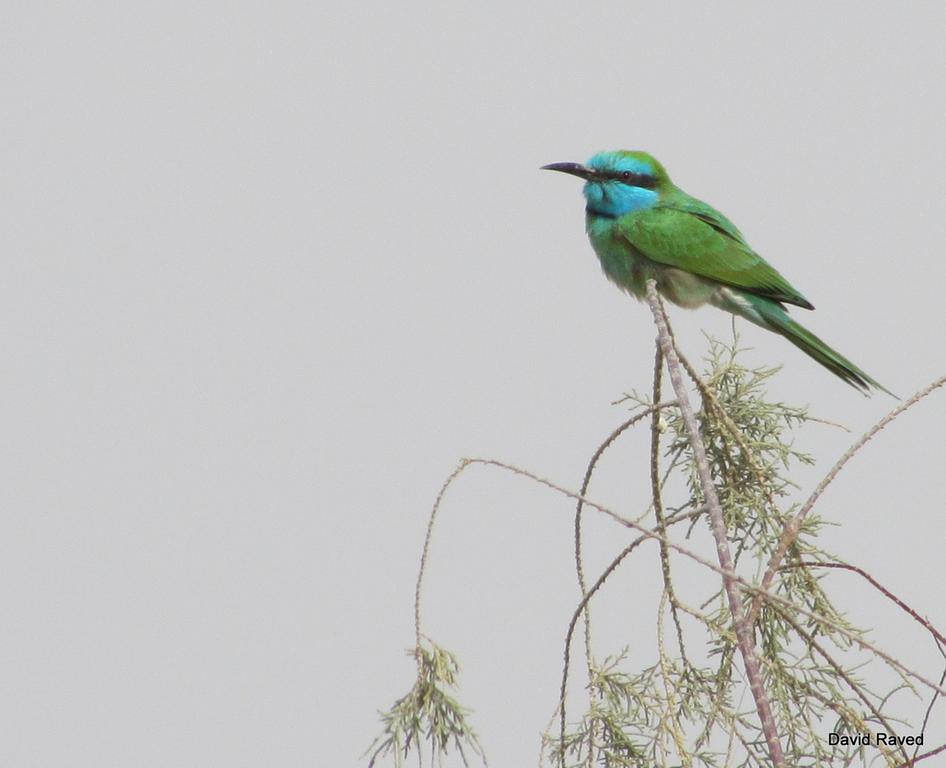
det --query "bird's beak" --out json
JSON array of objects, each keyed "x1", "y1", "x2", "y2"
[{"x1": 541, "y1": 162, "x2": 597, "y2": 180}]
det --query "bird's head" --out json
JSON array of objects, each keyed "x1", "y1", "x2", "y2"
[{"x1": 542, "y1": 150, "x2": 671, "y2": 218}]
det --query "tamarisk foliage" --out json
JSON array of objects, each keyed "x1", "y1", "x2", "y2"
[{"x1": 367, "y1": 321, "x2": 945, "y2": 768}]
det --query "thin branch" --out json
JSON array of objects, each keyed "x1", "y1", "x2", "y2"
[
  {"x1": 558, "y1": 507, "x2": 705, "y2": 764},
  {"x1": 643, "y1": 279, "x2": 786, "y2": 767},
  {"x1": 650, "y1": 346, "x2": 689, "y2": 663},
  {"x1": 574, "y1": 409, "x2": 666, "y2": 768},
  {"x1": 458, "y1": 456, "x2": 946, "y2": 697},
  {"x1": 399, "y1": 339, "x2": 946, "y2": 768},
  {"x1": 914, "y1": 640, "x2": 946, "y2": 767},
  {"x1": 781, "y1": 561, "x2": 946, "y2": 647},
  {"x1": 674, "y1": 345, "x2": 828, "y2": 624},
  {"x1": 772, "y1": 603, "x2": 908, "y2": 765},
  {"x1": 574, "y1": 401, "x2": 678, "y2": 674},
  {"x1": 414, "y1": 460, "x2": 470, "y2": 652},
  {"x1": 753, "y1": 374, "x2": 946, "y2": 621},
  {"x1": 896, "y1": 739, "x2": 946, "y2": 767}
]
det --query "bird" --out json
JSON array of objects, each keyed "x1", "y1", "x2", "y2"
[{"x1": 542, "y1": 150, "x2": 891, "y2": 395}]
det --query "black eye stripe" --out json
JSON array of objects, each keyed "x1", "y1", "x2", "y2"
[{"x1": 606, "y1": 170, "x2": 657, "y2": 189}]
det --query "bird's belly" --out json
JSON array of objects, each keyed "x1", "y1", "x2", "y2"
[{"x1": 658, "y1": 267, "x2": 717, "y2": 309}]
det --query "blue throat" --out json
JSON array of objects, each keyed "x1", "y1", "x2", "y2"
[
  {"x1": 583, "y1": 181, "x2": 658, "y2": 218},
  {"x1": 581, "y1": 151, "x2": 662, "y2": 218}
]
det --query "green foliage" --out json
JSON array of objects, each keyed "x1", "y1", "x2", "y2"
[
  {"x1": 369, "y1": 333, "x2": 939, "y2": 767},
  {"x1": 366, "y1": 641, "x2": 485, "y2": 768},
  {"x1": 546, "y1": 335, "x2": 914, "y2": 767}
]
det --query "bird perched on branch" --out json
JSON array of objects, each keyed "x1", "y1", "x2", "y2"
[{"x1": 542, "y1": 150, "x2": 891, "y2": 395}]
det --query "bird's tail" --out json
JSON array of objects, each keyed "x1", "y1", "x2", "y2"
[{"x1": 727, "y1": 292, "x2": 894, "y2": 397}]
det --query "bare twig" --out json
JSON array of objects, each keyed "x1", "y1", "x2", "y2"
[
  {"x1": 414, "y1": 460, "x2": 471, "y2": 653},
  {"x1": 753, "y1": 374, "x2": 946, "y2": 622},
  {"x1": 650, "y1": 346, "x2": 689, "y2": 663},
  {"x1": 781, "y1": 561, "x2": 946, "y2": 647},
  {"x1": 396, "y1": 338, "x2": 946, "y2": 768},
  {"x1": 643, "y1": 280, "x2": 786, "y2": 767},
  {"x1": 558, "y1": 507, "x2": 705, "y2": 762},
  {"x1": 914, "y1": 641, "x2": 946, "y2": 767},
  {"x1": 571, "y1": 398, "x2": 679, "y2": 768},
  {"x1": 772, "y1": 603, "x2": 908, "y2": 765},
  {"x1": 574, "y1": 401, "x2": 678, "y2": 673},
  {"x1": 458, "y1": 456, "x2": 946, "y2": 698},
  {"x1": 896, "y1": 739, "x2": 946, "y2": 767}
]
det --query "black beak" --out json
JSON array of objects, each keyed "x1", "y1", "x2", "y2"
[{"x1": 541, "y1": 162, "x2": 596, "y2": 180}]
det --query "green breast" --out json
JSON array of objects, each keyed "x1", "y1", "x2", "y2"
[
  {"x1": 586, "y1": 212, "x2": 649, "y2": 299},
  {"x1": 584, "y1": 210, "x2": 717, "y2": 309}
]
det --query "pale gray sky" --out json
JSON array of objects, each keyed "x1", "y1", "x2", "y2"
[{"x1": 2, "y1": 2, "x2": 944, "y2": 766}]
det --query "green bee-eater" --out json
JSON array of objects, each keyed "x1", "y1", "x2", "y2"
[{"x1": 543, "y1": 150, "x2": 890, "y2": 395}]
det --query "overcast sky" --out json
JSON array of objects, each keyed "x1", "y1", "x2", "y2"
[{"x1": 2, "y1": 2, "x2": 944, "y2": 766}]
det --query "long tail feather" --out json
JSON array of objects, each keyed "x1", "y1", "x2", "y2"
[{"x1": 719, "y1": 290, "x2": 895, "y2": 397}]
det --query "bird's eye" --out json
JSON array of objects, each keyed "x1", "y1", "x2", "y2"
[{"x1": 621, "y1": 171, "x2": 632, "y2": 181}]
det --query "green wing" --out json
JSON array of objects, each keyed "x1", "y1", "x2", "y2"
[{"x1": 617, "y1": 198, "x2": 814, "y2": 309}]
